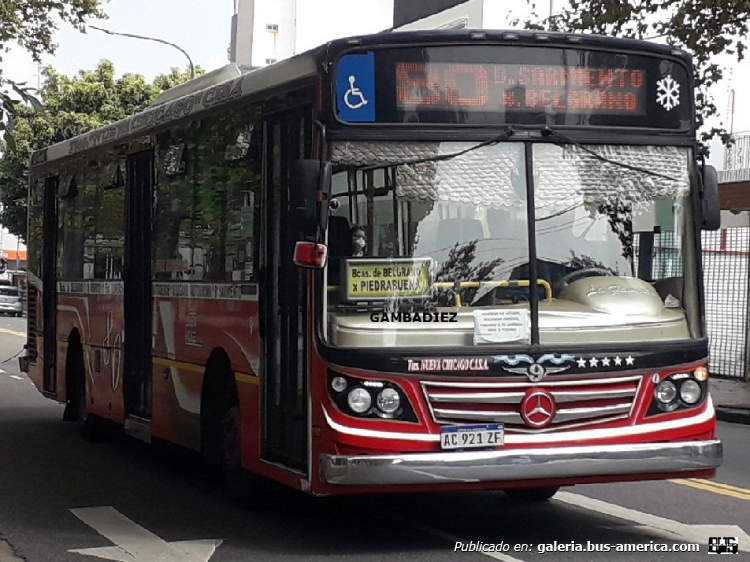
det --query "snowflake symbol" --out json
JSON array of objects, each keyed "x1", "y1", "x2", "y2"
[{"x1": 656, "y1": 76, "x2": 680, "y2": 111}]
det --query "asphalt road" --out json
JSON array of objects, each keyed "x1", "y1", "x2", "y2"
[{"x1": 0, "y1": 315, "x2": 748, "y2": 562}]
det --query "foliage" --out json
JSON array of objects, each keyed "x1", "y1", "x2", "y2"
[
  {"x1": 0, "y1": 60, "x2": 203, "y2": 241},
  {"x1": 513, "y1": 0, "x2": 750, "y2": 150},
  {"x1": 434, "y1": 240, "x2": 504, "y2": 305},
  {"x1": 0, "y1": 0, "x2": 107, "y2": 148}
]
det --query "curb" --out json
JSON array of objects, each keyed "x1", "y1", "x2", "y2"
[{"x1": 716, "y1": 406, "x2": 750, "y2": 425}]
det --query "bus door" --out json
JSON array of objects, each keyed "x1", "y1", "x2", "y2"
[
  {"x1": 123, "y1": 149, "x2": 154, "y2": 442},
  {"x1": 42, "y1": 176, "x2": 59, "y2": 395},
  {"x1": 261, "y1": 107, "x2": 314, "y2": 471}
]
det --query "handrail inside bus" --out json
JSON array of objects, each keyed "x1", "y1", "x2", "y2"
[{"x1": 327, "y1": 279, "x2": 553, "y2": 306}]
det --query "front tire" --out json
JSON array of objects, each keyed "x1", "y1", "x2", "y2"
[{"x1": 503, "y1": 486, "x2": 560, "y2": 502}]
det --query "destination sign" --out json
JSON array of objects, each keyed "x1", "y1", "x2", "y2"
[
  {"x1": 396, "y1": 62, "x2": 646, "y2": 115},
  {"x1": 333, "y1": 45, "x2": 692, "y2": 129},
  {"x1": 343, "y1": 258, "x2": 433, "y2": 301}
]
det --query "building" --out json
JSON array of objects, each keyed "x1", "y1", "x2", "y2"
[{"x1": 228, "y1": 0, "x2": 298, "y2": 68}]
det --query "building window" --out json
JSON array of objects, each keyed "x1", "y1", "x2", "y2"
[{"x1": 265, "y1": 58, "x2": 277, "y2": 65}]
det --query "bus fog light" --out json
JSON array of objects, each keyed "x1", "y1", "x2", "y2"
[
  {"x1": 376, "y1": 388, "x2": 401, "y2": 414},
  {"x1": 331, "y1": 376, "x2": 347, "y2": 393},
  {"x1": 679, "y1": 380, "x2": 702, "y2": 404},
  {"x1": 347, "y1": 387, "x2": 371, "y2": 413},
  {"x1": 654, "y1": 380, "x2": 677, "y2": 404}
]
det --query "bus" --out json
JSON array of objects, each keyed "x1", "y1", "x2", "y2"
[{"x1": 23, "y1": 29, "x2": 723, "y2": 500}]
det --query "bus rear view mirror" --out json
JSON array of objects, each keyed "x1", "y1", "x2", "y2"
[
  {"x1": 700, "y1": 163, "x2": 720, "y2": 231},
  {"x1": 289, "y1": 159, "x2": 332, "y2": 235}
]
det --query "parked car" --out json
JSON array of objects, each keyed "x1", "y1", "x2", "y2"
[{"x1": 0, "y1": 286, "x2": 24, "y2": 317}]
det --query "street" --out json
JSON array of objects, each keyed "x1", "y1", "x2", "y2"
[{"x1": 0, "y1": 316, "x2": 748, "y2": 562}]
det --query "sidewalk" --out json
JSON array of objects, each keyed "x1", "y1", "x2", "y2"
[{"x1": 710, "y1": 377, "x2": 750, "y2": 425}]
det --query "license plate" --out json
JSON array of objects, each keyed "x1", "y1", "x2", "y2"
[{"x1": 440, "y1": 424, "x2": 504, "y2": 450}]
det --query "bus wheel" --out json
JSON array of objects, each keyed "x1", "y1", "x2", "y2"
[
  {"x1": 220, "y1": 404, "x2": 243, "y2": 491},
  {"x1": 503, "y1": 486, "x2": 560, "y2": 502},
  {"x1": 66, "y1": 339, "x2": 109, "y2": 442}
]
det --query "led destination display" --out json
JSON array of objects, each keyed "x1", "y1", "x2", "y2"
[{"x1": 396, "y1": 62, "x2": 646, "y2": 115}]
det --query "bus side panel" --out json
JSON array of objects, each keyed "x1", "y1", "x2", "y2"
[
  {"x1": 26, "y1": 282, "x2": 47, "y2": 398},
  {"x1": 151, "y1": 291, "x2": 260, "y2": 452},
  {"x1": 56, "y1": 289, "x2": 125, "y2": 423}
]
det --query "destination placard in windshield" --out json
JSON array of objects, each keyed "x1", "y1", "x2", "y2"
[
  {"x1": 343, "y1": 258, "x2": 433, "y2": 301},
  {"x1": 334, "y1": 45, "x2": 691, "y2": 129}
]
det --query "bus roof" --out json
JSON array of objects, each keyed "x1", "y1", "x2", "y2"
[{"x1": 30, "y1": 29, "x2": 691, "y2": 167}]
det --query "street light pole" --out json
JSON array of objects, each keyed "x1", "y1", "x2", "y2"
[{"x1": 88, "y1": 25, "x2": 195, "y2": 79}]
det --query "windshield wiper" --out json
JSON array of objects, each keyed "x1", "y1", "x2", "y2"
[{"x1": 540, "y1": 126, "x2": 683, "y2": 183}]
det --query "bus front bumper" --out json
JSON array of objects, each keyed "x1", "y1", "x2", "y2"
[{"x1": 319, "y1": 439, "x2": 722, "y2": 486}]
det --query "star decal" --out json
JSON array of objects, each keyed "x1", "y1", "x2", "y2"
[
  {"x1": 576, "y1": 357, "x2": 587, "y2": 368},
  {"x1": 625, "y1": 355, "x2": 635, "y2": 365},
  {"x1": 589, "y1": 357, "x2": 599, "y2": 367},
  {"x1": 613, "y1": 356, "x2": 622, "y2": 366},
  {"x1": 601, "y1": 357, "x2": 611, "y2": 367}
]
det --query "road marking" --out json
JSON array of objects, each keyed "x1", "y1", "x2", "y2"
[
  {"x1": 393, "y1": 515, "x2": 525, "y2": 562},
  {"x1": 555, "y1": 491, "x2": 750, "y2": 553},
  {"x1": 9, "y1": 375, "x2": 22, "y2": 380},
  {"x1": 0, "y1": 328, "x2": 25, "y2": 338},
  {"x1": 69, "y1": 506, "x2": 222, "y2": 562},
  {"x1": 671, "y1": 478, "x2": 750, "y2": 501}
]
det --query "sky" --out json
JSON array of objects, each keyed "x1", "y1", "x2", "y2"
[{"x1": 4, "y1": 0, "x2": 395, "y2": 86}]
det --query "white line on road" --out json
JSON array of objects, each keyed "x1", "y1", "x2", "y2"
[
  {"x1": 9, "y1": 375, "x2": 22, "y2": 380},
  {"x1": 69, "y1": 506, "x2": 223, "y2": 562},
  {"x1": 393, "y1": 515, "x2": 525, "y2": 562},
  {"x1": 555, "y1": 491, "x2": 750, "y2": 553}
]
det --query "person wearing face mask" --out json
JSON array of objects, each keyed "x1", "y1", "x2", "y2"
[{"x1": 351, "y1": 225, "x2": 367, "y2": 257}]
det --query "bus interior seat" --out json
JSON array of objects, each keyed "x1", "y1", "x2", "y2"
[{"x1": 327, "y1": 215, "x2": 352, "y2": 285}]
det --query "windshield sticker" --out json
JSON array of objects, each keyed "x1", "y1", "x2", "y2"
[
  {"x1": 336, "y1": 52, "x2": 376, "y2": 123},
  {"x1": 343, "y1": 258, "x2": 433, "y2": 301},
  {"x1": 473, "y1": 309, "x2": 531, "y2": 345}
]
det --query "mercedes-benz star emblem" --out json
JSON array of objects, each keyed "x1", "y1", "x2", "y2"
[{"x1": 520, "y1": 390, "x2": 557, "y2": 428}]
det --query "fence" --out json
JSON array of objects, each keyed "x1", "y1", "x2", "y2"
[{"x1": 702, "y1": 226, "x2": 750, "y2": 380}]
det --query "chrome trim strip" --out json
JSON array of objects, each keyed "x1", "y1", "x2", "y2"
[
  {"x1": 427, "y1": 391, "x2": 526, "y2": 403},
  {"x1": 320, "y1": 439, "x2": 723, "y2": 486},
  {"x1": 432, "y1": 408, "x2": 523, "y2": 424},
  {"x1": 552, "y1": 388, "x2": 637, "y2": 402},
  {"x1": 554, "y1": 403, "x2": 633, "y2": 422},
  {"x1": 321, "y1": 398, "x2": 716, "y2": 444},
  {"x1": 421, "y1": 375, "x2": 643, "y2": 389}
]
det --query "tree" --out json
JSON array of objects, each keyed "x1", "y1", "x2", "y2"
[
  {"x1": 0, "y1": 61, "x2": 203, "y2": 241},
  {"x1": 514, "y1": 0, "x2": 750, "y2": 150},
  {"x1": 0, "y1": 0, "x2": 107, "y2": 150}
]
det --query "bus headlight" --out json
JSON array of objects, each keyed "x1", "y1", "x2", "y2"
[
  {"x1": 347, "y1": 387, "x2": 372, "y2": 413},
  {"x1": 654, "y1": 380, "x2": 677, "y2": 404},
  {"x1": 376, "y1": 388, "x2": 401, "y2": 414},
  {"x1": 679, "y1": 379, "x2": 702, "y2": 404}
]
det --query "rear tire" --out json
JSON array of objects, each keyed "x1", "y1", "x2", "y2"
[
  {"x1": 67, "y1": 339, "x2": 109, "y2": 442},
  {"x1": 503, "y1": 486, "x2": 560, "y2": 502}
]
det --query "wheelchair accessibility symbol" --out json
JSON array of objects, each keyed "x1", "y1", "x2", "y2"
[{"x1": 344, "y1": 75, "x2": 368, "y2": 110}]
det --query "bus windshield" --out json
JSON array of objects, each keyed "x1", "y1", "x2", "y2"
[{"x1": 323, "y1": 140, "x2": 698, "y2": 348}]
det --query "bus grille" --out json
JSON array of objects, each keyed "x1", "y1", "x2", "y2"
[
  {"x1": 26, "y1": 286, "x2": 38, "y2": 362},
  {"x1": 421, "y1": 375, "x2": 643, "y2": 432}
]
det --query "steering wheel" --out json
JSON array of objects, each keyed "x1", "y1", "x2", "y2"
[{"x1": 554, "y1": 267, "x2": 614, "y2": 295}]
